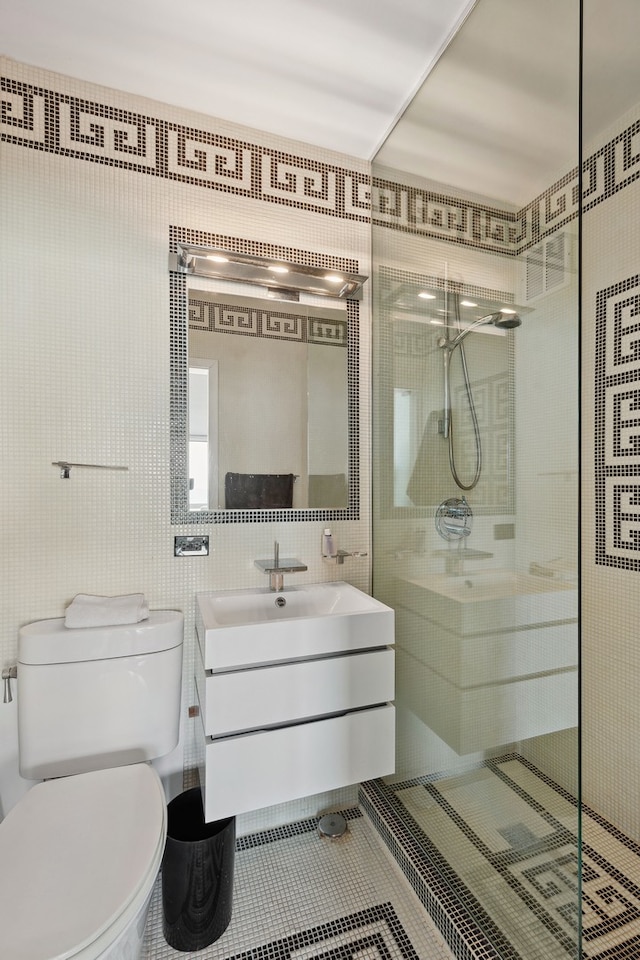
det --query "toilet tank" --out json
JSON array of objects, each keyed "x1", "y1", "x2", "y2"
[{"x1": 17, "y1": 610, "x2": 183, "y2": 780}]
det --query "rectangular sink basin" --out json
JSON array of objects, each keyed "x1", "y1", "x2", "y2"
[
  {"x1": 416, "y1": 569, "x2": 575, "y2": 602},
  {"x1": 196, "y1": 580, "x2": 394, "y2": 671},
  {"x1": 396, "y1": 568, "x2": 577, "y2": 633}
]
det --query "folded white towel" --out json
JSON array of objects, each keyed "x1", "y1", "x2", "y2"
[{"x1": 64, "y1": 593, "x2": 150, "y2": 628}]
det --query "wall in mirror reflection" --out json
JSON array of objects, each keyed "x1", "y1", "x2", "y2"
[{"x1": 187, "y1": 289, "x2": 348, "y2": 511}]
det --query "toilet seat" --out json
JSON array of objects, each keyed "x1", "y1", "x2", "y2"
[{"x1": 0, "y1": 762, "x2": 166, "y2": 960}]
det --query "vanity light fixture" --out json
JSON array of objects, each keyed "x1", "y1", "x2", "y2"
[{"x1": 170, "y1": 243, "x2": 367, "y2": 300}]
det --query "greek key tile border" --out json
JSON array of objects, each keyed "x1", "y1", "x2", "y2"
[
  {"x1": 595, "y1": 274, "x2": 640, "y2": 568},
  {"x1": 364, "y1": 754, "x2": 640, "y2": 960},
  {"x1": 0, "y1": 76, "x2": 370, "y2": 222},
  {"x1": 4, "y1": 73, "x2": 639, "y2": 254},
  {"x1": 189, "y1": 296, "x2": 347, "y2": 347},
  {"x1": 360, "y1": 780, "x2": 502, "y2": 960},
  {"x1": 218, "y1": 903, "x2": 421, "y2": 960}
]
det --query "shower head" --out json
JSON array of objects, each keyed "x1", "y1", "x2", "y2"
[
  {"x1": 492, "y1": 312, "x2": 522, "y2": 330},
  {"x1": 441, "y1": 311, "x2": 522, "y2": 349}
]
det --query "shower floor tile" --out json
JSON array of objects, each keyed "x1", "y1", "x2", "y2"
[
  {"x1": 363, "y1": 754, "x2": 640, "y2": 960},
  {"x1": 142, "y1": 809, "x2": 455, "y2": 960}
]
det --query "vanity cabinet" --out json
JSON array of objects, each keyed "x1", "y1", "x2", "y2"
[
  {"x1": 195, "y1": 587, "x2": 395, "y2": 822},
  {"x1": 393, "y1": 571, "x2": 578, "y2": 754}
]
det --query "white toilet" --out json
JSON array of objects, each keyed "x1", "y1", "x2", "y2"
[{"x1": 0, "y1": 610, "x2": 183, "y2": 960}]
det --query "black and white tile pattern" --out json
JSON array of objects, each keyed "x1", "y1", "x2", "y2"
[
  {"x1": 142, "y1": 808, "x2": 454, "y2": 960},
  {"x1": 189, "y1": 295, "x2": 347, "y2": 348},
  {"x1": 595, "y1": 274, "x2": 640, "y2": 569},
  {"x1": 363, "y1": 756, "x2": 640, "y2": 960},
  {"x1": 4, "y1": 73, "x2": 639, "y2": 256}
]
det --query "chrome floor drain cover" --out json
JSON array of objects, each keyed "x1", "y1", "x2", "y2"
[{"x1": 318, "y1": 814, "x2": 347, "y2": 838}]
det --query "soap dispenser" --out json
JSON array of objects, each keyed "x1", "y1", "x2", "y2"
[{"x1": 322, "y1": 528, "x2": 337, "y2": 558}]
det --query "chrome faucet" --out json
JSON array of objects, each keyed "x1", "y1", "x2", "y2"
[
  {"x1": 441, "y1": 541, "x2": 494, "y2": 577},
  {"x1": 255, "y1": 540, "x2": 308, "y2": 591}
]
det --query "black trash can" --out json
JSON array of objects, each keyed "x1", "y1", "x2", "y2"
[{"x1": 161, "y1": 787, "x2": 235, "y2": 952}]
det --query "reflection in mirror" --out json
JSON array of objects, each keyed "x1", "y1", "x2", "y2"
[
  {"x1": 169, "y1": 256, "x2": 360, "y2": 525},
  {"x1": 187, "y1": 291, "x2": 348, "y2": 511},
  {"x1": 371, "y1": 1, "x2": 580, "y2": 956},
  {"x1": 377, "y1": 269, "x2": 520, "y2": 517}
]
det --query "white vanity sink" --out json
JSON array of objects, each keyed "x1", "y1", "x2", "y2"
[
  {"x1": 393, "y1": 568, "x2": 578, "y2": 755},
  {"x1": 396, "y1": 568, "x2": 577, "y2": 632},
  {"x1": 194, "y1": 581, "x2": 396, "y2": 820},
  {"x1": 196, "y1": 580, "x2": 394, "y2": 670}
]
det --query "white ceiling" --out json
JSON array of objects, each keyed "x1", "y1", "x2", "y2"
[
  {"x1": 377, "y1": 0, "x2": 580, "y2": 206},
  {"x1": 377, "y1": 0, "x2": 640, "y2": 206},
  {"x1": 1, "y1": 0, "x2": 476, "y2": 159},
  {"x1": 2, "y1": 0, "x2": 639, "y2": 206}
]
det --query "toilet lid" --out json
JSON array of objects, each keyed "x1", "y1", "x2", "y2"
[{"x1": 0, "y1": 763, "x2": 166, "y2": 960}]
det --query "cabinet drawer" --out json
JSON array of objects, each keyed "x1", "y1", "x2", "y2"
[
  {"x1": 200, "y1": 648, "x2": 394, "y2": 737},
  {"x1": 202, "y1": 704, "x2": 395, "y2": 821}
]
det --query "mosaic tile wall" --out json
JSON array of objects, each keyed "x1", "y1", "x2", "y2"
[
  {"x1": 0, "y1": 56, "x2": 371, "y2": 827},
  {"x1": 362, "y1": 753, "x2": 640, "y2": 960},
  {"x1": 370, "y1": 106, "x2": 639, "y2": 870},
  {"x1": 3, "y1": 63, "x2": 640, "y2": 260},
  {"x1": 371, "y1": 115, "x2": 639, "y2": 256},
  {"x1": 581, "y1": 99, "x2": 640, "y2": 842},
  {"x1": 594, "y1": 272, "x2": 640, "y2": 570},
  {"x1": 0, "y1": 74, "x2": 371, "y2": 221},
  {"x1": 2, "y1": 48, "x2": 640, "y2": 853}
]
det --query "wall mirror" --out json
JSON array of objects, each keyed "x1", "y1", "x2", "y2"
[{"x1": 169, "y1": 230, "x2": 362, "y2": 524}]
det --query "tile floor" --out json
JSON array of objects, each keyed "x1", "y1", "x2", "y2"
[
  {"x1": 144, "y1": 757, "x2": 640, "y2": 960},
  {"x1": 364, "y1": 755, "x2": 640, "y2": 960},
  {"x1": 142, "y1": 808, "x2": 455, "y2": 960}
]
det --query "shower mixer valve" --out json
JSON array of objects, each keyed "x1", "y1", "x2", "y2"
[
  {"x1": 434, "y1": 497, "x2": 494, "y2": 575},
  {"x1": 435, "y1": 496, "x2": 473, "y2": 542}
]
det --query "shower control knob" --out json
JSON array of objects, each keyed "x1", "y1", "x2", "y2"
[{"x1": 435, "y1": 496, "x2": 473, "y2": 541}]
